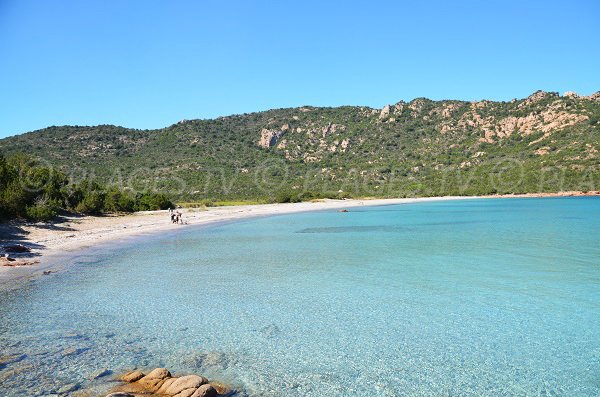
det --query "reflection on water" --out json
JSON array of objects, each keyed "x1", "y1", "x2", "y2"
[{"x1": 1, "y1": 197, "x2": 599, "y2": 396}]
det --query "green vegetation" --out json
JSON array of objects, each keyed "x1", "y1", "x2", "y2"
[
  {"x1": 0, "y1": 154, "x2": 174, "y2": 221},
  {"x1": 1, "y1": 91, "x2": 599, "y2": 206}
]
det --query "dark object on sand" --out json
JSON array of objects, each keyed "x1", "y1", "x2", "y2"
[{"x1": 3, "y1": 244, "x2": 31, "y2": 253}]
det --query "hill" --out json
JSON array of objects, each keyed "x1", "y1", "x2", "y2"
[{"x1": 2, "y1": 90, "x2": 599, "y2": 202}]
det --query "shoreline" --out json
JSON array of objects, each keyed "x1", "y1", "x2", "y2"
[{"x1": 1, "y1": 192, "x2": 598, "y2": 287}]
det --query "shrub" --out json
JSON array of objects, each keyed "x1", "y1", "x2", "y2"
[
  {"x1": 25, "y1": 196, "x2": 61, "y2": 221},
  {"x1": 133, "y1": 192, "x2": 174, "y2": 211},
  {"x1": 75, "y1": 191, "x2": 106, "y2": 214}
]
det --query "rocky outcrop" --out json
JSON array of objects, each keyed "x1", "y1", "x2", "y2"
[
  {"x1": 379, "y1": 105, "x2": 391, "y2": 120},
  {"x1": 107, "y1": 368, "x2": 232, "y2": 397},
  {"x1": 519, "y1": 90, "x2": 559, "y2": 108},
  {"x1": 587, "y1": 91, "x2": 600, "y2": 101},
  {"x1": 258, "y1": 124, "x2": 289, "y2": 148},
  {"x1": 563, "y1": 91, "x2": 579, "y2": 98}
]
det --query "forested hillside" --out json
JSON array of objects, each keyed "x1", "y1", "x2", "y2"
[{"x1": 1, "y1": 90, "x2": 599, "y2": 202}]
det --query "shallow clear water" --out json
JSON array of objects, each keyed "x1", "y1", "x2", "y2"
[{"x1": 1, "y1": 197, "x2": 599, "y2": 396}]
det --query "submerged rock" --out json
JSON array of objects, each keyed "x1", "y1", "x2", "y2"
[
  {"x1": 0, "y1": 353, "x2": 26, "y2": 369},
  {"x1": 57, "y1": 382, "x2": 79, "y2": 394},
  {"x1": 89, "y1": 368, "x2": 112, "y2": 380},
  {"x1": 61, "y1": 347, "x2": 88, "y2": 357}
]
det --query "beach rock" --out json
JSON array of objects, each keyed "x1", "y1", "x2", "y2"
[
  {"x1": 174, "y1": 389, "x2": 198, "y2": 397},
  {"x1": 57, "y1": 382, "x2": 80, "y2": 394},
  {"x1": 191, "y1": 384, "x2": 218, "y2": 397},
  {"x1": 156, "y1": 377, "x2": 178, "y2": 394},
  {"x1": 121, "y1": 370, "x2": 145, "y2": 382},
  {"x1": 142, "y1": 367, "x2": 171, "y2": 380},
  {"x1": 165, "y1": 374, "x2": 208, "y2": 395},
  {"x1": 209, "y1": 382, "x2": 232, "y2": 395},
  {"x1": 137, "y1": 367, "x2": 172, "y2": 390}
]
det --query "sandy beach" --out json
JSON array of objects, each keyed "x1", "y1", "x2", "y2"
[
  {"x1": 1, "y1": 192, "x2": 597, "y2": 287},
  {"x1": 0, "y1": 197, "x2": 468, "y2": 284}
]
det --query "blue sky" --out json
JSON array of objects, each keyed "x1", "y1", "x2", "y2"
[{"x1": 0, "y1": 0, "x2": 599, "y2": 138}]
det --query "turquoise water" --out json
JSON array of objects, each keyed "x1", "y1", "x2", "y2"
[{"x1": 1, "y1": 197, "x2": 599, "y2": 396}]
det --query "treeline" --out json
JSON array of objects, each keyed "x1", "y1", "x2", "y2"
[{"x1": 0, "y1": 154, "x2": 173, "y2": 221}]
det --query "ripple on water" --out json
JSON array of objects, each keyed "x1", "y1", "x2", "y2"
[{"x1": 0, "y1": 197, "x2": 599, "y2": 396}]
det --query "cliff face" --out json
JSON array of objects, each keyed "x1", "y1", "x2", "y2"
[{"x1": 1, "y1": 91, "x2": 599, "y2": 200}]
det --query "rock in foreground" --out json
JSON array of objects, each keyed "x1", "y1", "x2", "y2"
[{"x1": 108, "y1": 368, "x2": 230, "y2": 397}]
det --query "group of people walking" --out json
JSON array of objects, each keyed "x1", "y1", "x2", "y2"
[{"x1": 168, "y1": 208, "x2": 184, "y2": 224}]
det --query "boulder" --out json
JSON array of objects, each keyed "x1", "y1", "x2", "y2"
[
  {"x1": 138, "y1": 367, "x2": 171, "y2": 389},
  {"x1": 174, "y1": 389, "x2": 197, "y2": 397},
  {"x1": 191, "y1": 384, "x2": 218, "y2": 397},
  {"x1": 165, "y1": 375, "x2": 208, "y2": 395},
  {"x1": 156, "y1": 377, "x2": 178, "y2": 394},
  {"x1": 141, "y1": 367, "x2": 171, "y2": 380},
  {"x1": 121, "y1": 370, "x2": 145, "y2": 382}
]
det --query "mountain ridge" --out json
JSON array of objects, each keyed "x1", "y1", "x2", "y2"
[{"x1": 2, "y1": 90, "x2": 599, "y2": 201}]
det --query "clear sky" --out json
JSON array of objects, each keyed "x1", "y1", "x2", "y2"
[{"x1": 0, "y1": 0, "x2": 599, "y2": 138}]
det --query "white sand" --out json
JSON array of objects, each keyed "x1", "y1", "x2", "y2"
[{"x1": 0, "y1": 197, "x2": 478, "y2": 286}]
